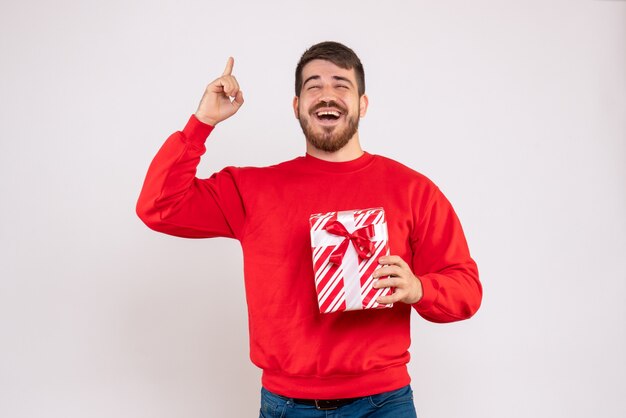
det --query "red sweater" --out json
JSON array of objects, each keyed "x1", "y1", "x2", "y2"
[{"x1": 136, "y1": 115, "x2": 482, "y2": 398}]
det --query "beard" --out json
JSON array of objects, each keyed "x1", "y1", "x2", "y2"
[{"x1": 298, "y1": 103, "x2": 360, "y2": 153}]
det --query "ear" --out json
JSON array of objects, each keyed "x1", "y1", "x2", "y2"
[
  {"x1": 293, "y1": 96, "x2": 300, "y2": 119},
  {"x1": 359, "y1": 94, "x2": 369, "y2": 118}
]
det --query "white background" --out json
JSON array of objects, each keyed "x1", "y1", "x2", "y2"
[{"x1": 1, "y1": 1, "x2": 625, "y2": 417}]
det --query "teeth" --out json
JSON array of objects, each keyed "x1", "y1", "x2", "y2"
[{"x1": 316, "y1": 111, "x2": 340, "y2": 117}]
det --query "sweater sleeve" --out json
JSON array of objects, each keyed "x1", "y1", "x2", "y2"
[
  {"x1": 136, "y1": 115, "x2": 246, "y2": 240},
  {"x1": 411, "y1": 188, "x2": 482, "y2": 323}
]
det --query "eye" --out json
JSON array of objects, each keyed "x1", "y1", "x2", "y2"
[
  {"x1": 308, "y1": 85, "x2": 321, "y2": 90},
  {"x1": 336, "y1": 85, "x2": 349, "y2": 90}
]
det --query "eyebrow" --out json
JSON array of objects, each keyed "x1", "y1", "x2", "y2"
[{"x1": 303, "y1": 75, "x2": 354, "y2": 87}]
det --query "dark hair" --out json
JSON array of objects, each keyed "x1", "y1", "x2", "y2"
[{"x1": 295, "y1": 41, "x2": 365, "y2": 97}]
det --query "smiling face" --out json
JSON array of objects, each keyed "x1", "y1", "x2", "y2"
[{"x1": 294, "y1": 59, "x2": 368, "y2": 153}]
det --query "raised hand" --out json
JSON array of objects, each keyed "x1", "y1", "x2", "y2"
[{"x1": 195, "y1": 57, "x2": 245, "y2": 126}]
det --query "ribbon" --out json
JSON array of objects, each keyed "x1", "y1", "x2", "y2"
[{"x1": 324, "y1": 220, "x2": 376, "y2": 264}]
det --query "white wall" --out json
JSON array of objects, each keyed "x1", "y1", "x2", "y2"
[{"x1": 1, "y1": 1, "x2": 624, "y2": 417}]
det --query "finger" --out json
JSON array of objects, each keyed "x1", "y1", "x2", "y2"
[
  {"x1": 232, "y1": 90, "x2": 244, "y2": 107},
  {"x1": 377, "y1": 291, "x2": 403, "y2": 305},
  {"x1": 219, "y1": 79, "x2": 237, "y2": 98},
  {"x1": 220, "y1": 76, "x2": 240, "y2": 97},
  {"x1": 227, "y1": 76, "x2": 240, "y2": 97},
  {"x1": 208, "y1": 76, "x2": 228, "y2": 93},
  {"x1": 372, "y1": 277, "x2": 399, "y2": 289},
  {"x1": 378, "y1": 255, "x2": 409, "y2": 268},
  {"x1": 222, "y1": 56, "x2": 234, "y2": 76},
  {"x1": 372, "y1": 265, "x2": 403, "y2": 278}
]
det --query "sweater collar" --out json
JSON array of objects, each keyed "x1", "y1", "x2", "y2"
[{"x1": 302, "y1": 151, "x2": 375, "y2": 173}]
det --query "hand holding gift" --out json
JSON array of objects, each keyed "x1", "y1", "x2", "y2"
[{"x1": 373, "y1": 255, "x2": 423, "y2": 305}]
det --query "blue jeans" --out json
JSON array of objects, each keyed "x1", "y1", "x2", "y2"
[{"x1": 259, "y1": 385, "x2": 417, "y2": 417}]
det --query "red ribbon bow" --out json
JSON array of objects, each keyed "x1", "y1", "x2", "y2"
[{"x1": 324, "y1": 220, "x2": 376, "y2": 264}]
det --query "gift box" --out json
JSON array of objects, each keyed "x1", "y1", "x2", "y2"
[{"x1": 309, "y1": 207, "x2": 393, "y2": 314}]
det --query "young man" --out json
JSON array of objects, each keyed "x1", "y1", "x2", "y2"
[{"x1": 137, "y1": 41, "x2": 482, "y2": 417}]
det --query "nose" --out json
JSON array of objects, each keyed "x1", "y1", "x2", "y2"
[
  {"x1": 319, "y1": 94, "x2": 339, "y2": 107},
  {"x1": 318, "y1": 85, "x2": 338, "y2": 104}
]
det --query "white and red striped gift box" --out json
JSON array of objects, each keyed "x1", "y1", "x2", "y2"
[{"x1": 309, "y1": 207, "x2": 393, "y2": 314}]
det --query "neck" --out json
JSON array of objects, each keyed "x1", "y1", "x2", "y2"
[{"x1": 306, "y1": 134, "x2": 364, "y2": 162}]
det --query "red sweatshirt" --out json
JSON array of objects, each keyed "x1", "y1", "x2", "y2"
[{"x1": 136, "y1": 115, "x2": 482, "y2": 398}]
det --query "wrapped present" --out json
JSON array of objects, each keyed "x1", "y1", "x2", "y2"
[{"x1": 309, "y1": 207, "x2": 393, "y2": 313}]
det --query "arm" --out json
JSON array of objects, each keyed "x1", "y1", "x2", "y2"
[
  {"x1": 373, "y1": 188, "x2": 482, "y2": 323},
  {"x1": 410, "y1": 188, "x2": 482, "y2": 322},
  {"x1": 136, "y1": 58, "x2": 247, "y2": 239}
]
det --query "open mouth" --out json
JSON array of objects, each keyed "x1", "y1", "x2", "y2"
[{"x1": 313, "y1": 109, "x2": 343, "y2": 123}]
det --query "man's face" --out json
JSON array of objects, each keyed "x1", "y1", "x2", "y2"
[{"x1": 293, "y1": 59, "x2": 368, "y2": 153}]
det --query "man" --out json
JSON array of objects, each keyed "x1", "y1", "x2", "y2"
[{"x1": 137, "y1": 41, "x2": 482, "y2": 417}]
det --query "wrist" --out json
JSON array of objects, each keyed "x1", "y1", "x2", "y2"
[
  {"x1": 183, "y1": 115, "x2": 215, "y2": 145},
  {"x1": 410, "y1": 276, "x2": 423, "y2": 304},
  {"x1": 194, "y1": 113, "x2": 218, "y2": 127}
]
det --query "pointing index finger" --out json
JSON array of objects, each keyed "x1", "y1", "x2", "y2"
[{"x1": 222, "y1": 56, "x2": 234, "y2": 76}]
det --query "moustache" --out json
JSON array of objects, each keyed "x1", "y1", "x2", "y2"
[{"x1": 310, "y1": 100, "x2": 348, "y2": 115}]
